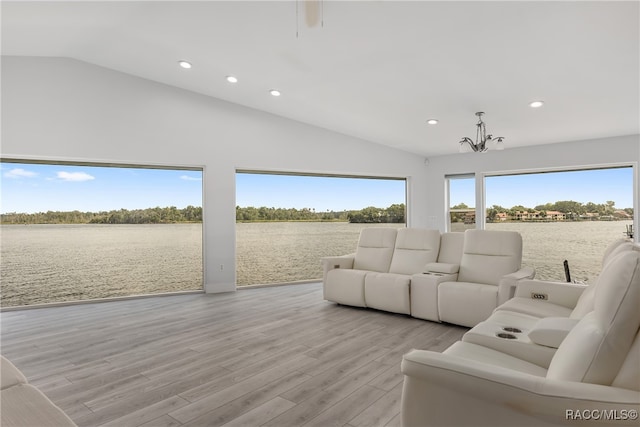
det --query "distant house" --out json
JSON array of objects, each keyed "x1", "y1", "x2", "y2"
[
  {"x1": 514, "y1": 211, "x2": 540, "y2": 221},
  {"x1": 544, "y1": 210, "x2": 566, "y2": 221},
  {"x1": 464, "y1": 211, "x2": 476, "y2": 224},
  {"x1": 513, "y1": 210, "x2": 564, "y2": 221},
  {"x1": 581, "y1": 212, "x2": 600, "y2": 220},
  {"x1": 495, "y1": 212, "x2": 509, "y2": 221},
  {"x1": 614, "y1": 210, "x2": 632, "y2": 219}
]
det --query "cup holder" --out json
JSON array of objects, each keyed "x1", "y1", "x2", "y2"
[
  {"x1": 496, "y1": 332, "x2": 517, "y2": 339},
  {"x1": 502, "y1": 327, "x2": 522, "y2": 333}
]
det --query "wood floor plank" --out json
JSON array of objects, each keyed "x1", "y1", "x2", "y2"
[
  {"x1": 302, "y1": 385, "x2": 386, "y2": 427},
  {"x1": 1, "y1": 282, "x2": 467, "y2": 427},
  {"x1": 180, "y1": 370, "x2": 310, "y2": 427},
  {"x1": 99, "y1": 395, "x2": 190, "y2": 427},
  {"x1": 348, "y1": 382, "x2": 403, "y2": 427},
  {"x1": 220, "y1": 396, "x2": 296, "y2": 427}
]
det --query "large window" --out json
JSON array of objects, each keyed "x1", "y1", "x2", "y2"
[
  {"x1": 1, "y1": 160, "x2": 203, "y2": 307},
  {"x1": 235, "y1": 172, "x2": 406, "y2": 286},
  {"x1": 484, "y1": 167, "x2": 634, "y2": 282}
]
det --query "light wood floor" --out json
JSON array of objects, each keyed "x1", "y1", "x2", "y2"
[{"x1": 1, "y1": 283, "x2": 467, "y2": 427}]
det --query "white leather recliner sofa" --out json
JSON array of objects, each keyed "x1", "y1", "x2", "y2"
[
  {"x1": 401, "y1": 247, "x2": 640, "y2": 427},
  {"x1": 322, "y1": 228, "x2": 534, "y2": 326},
  {"x1": 460, "y1": 239, "x2": 636, "y2": 368},
  {"x1": 322, "y1": 227, "x2": 441, "y2": 314}
]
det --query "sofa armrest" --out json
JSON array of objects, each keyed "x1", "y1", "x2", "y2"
[
  {"x1": 424, "y1": 262, "x2": 459, "y2": 274},
  {"x1": 528, "y1": 317, "x2": 580, "y2": 349},
  {"x1": 497, "y1": 266, "x2": 536, "y2": 304},
  {"x1": 513, "y1": 279, "x2": 587, "y2": 309},
  {"x1": 320, "y1": 254, "x2": 355, "y2": 281},
  {"x1": 401, "y1": 349, "x2": 640, "y2": 427}
]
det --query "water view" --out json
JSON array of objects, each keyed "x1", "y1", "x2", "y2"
[{"x1": 0, "y1": 221, "x2": 633, "y2": 307}]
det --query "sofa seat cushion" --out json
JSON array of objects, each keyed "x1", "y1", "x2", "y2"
[
  {"x1": 496, "y1": 297, "x2": 574, "y2": 319},
  {"x1": 443, "y1": 341, "x2": 548, "y2": 377},
  {"x1": 364, "y1": 273, "x2": 411, "y2": 314},
  {"x1": 1, "y1": 383, "x2": 76, "y2": 427},
  {"x1": 485, "y1": 310, "x2": 541, "y2": 330},
  {"x1": 439, "y1": 281, "x2": 498, "y2": 327},
  {"x1": 324, "y1": 269, "x2": 368, "y2": 307}
]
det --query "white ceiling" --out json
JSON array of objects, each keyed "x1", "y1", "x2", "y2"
[{"x1": 2, "y1": 1, "x2": 639, "y2": 156}]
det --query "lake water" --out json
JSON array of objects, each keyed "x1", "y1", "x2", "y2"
[{"x1": 0, "y1": 221, "x2": 633, "y2": 307}]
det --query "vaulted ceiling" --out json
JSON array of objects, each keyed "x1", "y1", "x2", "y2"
[{"x1": 2, "y1": 1, "x2": 638, "y2": 156}]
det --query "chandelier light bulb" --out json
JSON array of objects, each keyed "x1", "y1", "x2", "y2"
[
  {"x1": 529, "y1": 100, "x2": 544, "y2": 108},
  {"x1": 226, "y1": 76, "x2": 238, "y2": 83},
  {"x1": 269, "y1": 89, "x2": 281, "y2": 97},
  {"x1": 426, "y1": 119, "x2": 439, "y2": 125},
  {"x1": 178, "y1": 60, "x2": 192, "y2": 69}
]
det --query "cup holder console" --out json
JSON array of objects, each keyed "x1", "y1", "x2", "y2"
[
  {"x1": 502, "y1": 326, "x2": 522, "y2": 333},
  {"x1": 496, "y1": 332, "x2": 517, "y2": 339}
]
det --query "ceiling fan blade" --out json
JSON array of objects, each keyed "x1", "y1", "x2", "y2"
[{"x1": 305, "y1": 0, "x2": 320, "y2": 27}]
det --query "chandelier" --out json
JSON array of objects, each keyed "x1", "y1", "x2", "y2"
[{"x1": 459, "y1": 112, "x2": 505, "y2": 153}]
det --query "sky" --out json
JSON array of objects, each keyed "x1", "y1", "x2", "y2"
[
  {"x1": 235, "y1": 173, "x2": 406, "y2": 212},
  {"x1": 1, "y1": 163, "x2": 203, "y2": 214},
  {"x1": 0, "y1": 163, "x2": 634, "y2": 214},
  {"x1": 451, "y1": 167, "x2": 634, "y2": 209}
]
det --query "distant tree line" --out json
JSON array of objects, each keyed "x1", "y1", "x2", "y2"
[
  {"x1": 1, "y1": 206, "x2": 202, "y2": 224},
  {"x1": 452, "y1": 200, "x2": 633, "y2": 223},
  {"x1": 2, "y1": 204, "x2": 406, "y2": 224},
  {"x1": 235, "y1": 204, "x2": 405, "y2": 223}
]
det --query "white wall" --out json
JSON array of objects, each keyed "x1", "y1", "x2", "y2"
[
  {"x1": 1, "y1": 56, "x2": 431, "y2": 293},
  {"x1": 423, "y1": 135, "x2": 640, "y2": 239}
]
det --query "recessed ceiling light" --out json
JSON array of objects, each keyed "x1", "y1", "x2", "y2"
[
  {"x1": 226, "y1": 76, "x2": 238, "y2": 83},
  {"x1": 529, "y1": 100, "x2": 544, "y2": 108},
  {"x1": 426, "y1": 119, "x2": 439, "y2": 125},
  {"x1": 269, "y1": 89, "x2": 281, "y2": 97},
  {"x1": 178, "y1": 60, "x2": 192, "y2": 69}
]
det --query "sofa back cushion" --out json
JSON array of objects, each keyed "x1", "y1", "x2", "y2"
[
  {"x1": 389, "y1": 228, "x2": 441, "y2": 274},
  {"x1": 547, "y1": 249, "x2": 640, "y2": 386},
  {"x1": 601, "y1": 239, "x2": 633, "y2": 267},
  {"x1": 437, "y1": 232, "x2": 465, "y2": 264},
  {"x1": 570, "y1": 241, "x2": 636, "y2": 319},
  {"x1": 353, "y1": 228, "x2": 398, "y2": 272},
  {"x1": 457, "y1": 230, "x2": 522, "y2": 286}
]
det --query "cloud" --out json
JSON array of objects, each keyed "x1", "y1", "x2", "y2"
[
  {"x1": 4, "y1": 168, "x2": 38, "y2": 179},
  {"x1": 180, "y1": 175, "x2": 202, "y2": 181},
  {"x1": 56, "y1": 171, "x2": 95, "y2": 182}
]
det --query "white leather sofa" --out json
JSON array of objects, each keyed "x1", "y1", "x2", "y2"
[
  {"x1": 401, "y1": 247, "x2": 640, "y2": 427},
  {"x1": 322, "y1": 227, "x2": 441, "y2": 314},
  {"x1": 1, "y1": 356, "x2": 76, "y2": 427},
  {"x1": 461, "y1": 240, "x2": 637, "y2": 367},
  {"x1": 322, "y1": 228, "x2": 534, "y2": 327},
  {"x1": 419, "y1": 230, "x2": 535, "y2": 327}
]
